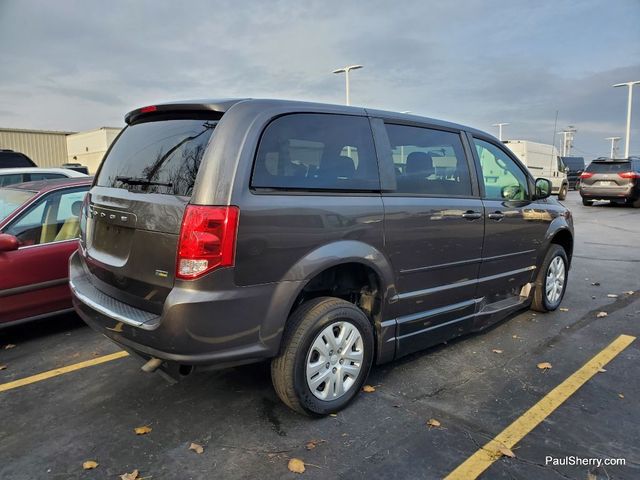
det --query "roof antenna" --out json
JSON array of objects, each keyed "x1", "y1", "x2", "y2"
[{"x1": 551, "y1": 110, "x2": 559, "y2": 172}]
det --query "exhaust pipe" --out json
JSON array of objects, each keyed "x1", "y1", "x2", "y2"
[{"x1": 141, "y1": 357, "x2": 162, "y2": 373}]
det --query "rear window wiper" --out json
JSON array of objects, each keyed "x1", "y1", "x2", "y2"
[{"x1": 115, "y1": 176, "x2": 173, "y2": 187}]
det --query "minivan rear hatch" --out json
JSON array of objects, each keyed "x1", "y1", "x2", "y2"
[
  {"x1": 82, "y1": 104, "x2": 231, "y2": 314},
  {"x1": 582, "y1": 160, "x2": 632, "y2": 187}
]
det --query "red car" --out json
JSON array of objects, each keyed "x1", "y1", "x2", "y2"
[{"x1": 0, "y1": 177, "x2": 92, "y2": 325}]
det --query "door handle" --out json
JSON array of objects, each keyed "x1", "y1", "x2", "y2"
[
  {"x1": 487, "y1": 211, "x2": 505, "y2": 220},
  {"x1": 461, "y1": 210, "x2": 482, "y2": 220}
]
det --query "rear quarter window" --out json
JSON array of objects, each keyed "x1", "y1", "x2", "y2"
[
  {"x1": 251, "y1": 113, "x2": 380, "y2": 191},
  {"x1": 95, "y1": 118, "x2": 217, "y2": 196}
]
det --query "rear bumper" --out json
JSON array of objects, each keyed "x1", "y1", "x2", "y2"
[
  {"x1": 579, "y1": 185, "x2": 637, "y2": 200},
  {"x1": 70, "y1": 251, "x2": 302, "y2": 367}
]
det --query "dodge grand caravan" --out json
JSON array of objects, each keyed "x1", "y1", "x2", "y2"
[{"x1": 70, "y1": 99, "x2": 574, "y2": 415}]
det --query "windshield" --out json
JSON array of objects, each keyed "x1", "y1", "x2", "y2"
[
  {"x1": 0, "y1": 188, "x2": 36, "y2": 223},
  {"x1": 96, "y1": 118, "x2": 217, "y2": 196},
  {"x1": 586, "y1": 161, "x2": 631, "y2": 173}
]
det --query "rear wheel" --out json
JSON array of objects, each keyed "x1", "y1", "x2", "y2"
[
  {"x1": 271, "y1": 297, "x2": 374, "y2": 416},
  {"x1": 558, "y1": 184, "x2": 568, "y2": 201},
  {"x1": 582, "y1": 198, "x2": 593, "y2": 206},
  {"x1": 532, "y1": 244, "x2": 568, "y2": 312}
]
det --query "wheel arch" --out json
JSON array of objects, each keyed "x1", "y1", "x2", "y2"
[{"x1": 265, "y1": 240, "x2": 397, "y2": 364}]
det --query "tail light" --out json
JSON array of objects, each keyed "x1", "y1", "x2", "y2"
[
  {"x1": 617, "y1": 171, "x2": 640, "y2": 179},
  {"x1": 176, "y1": 206, "x2": 239, "y2": 279},
  {"x1": 579, "y1": 172, "x2": 594, "y2": 179}
]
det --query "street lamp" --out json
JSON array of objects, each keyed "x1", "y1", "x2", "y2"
[
  {"x1": 605, "y1": 136, "x2": 621, "y2": 159},
  {"x1": 613, "y1": 80, "x2": 640, "y2": 158},
  {"x1": 333, "y1": 65, "x2": 363, "y2": 106},
  {"x1": 492, "y1": 123, "x2": 509, "y2": 141}
]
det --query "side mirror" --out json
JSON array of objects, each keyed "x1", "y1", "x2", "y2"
[
  {"x1": 0, "y1": 233, "x2": 19, "y2": 252},
  {"x1": 534, "y1": 178, "x2": 551, "y2": 200}
]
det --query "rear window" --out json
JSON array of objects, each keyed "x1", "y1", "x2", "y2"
[
  {"x1": 96, "y1": 119, "x2": 217, "y2": 196},
  {"x1": 252, "y1": 113, "x2": 380, "y2": 191},
  {"x1": 0, "y1": 188, "x2": 36, "y2": 222},
  {"x1": 0, "y1": 152, "x2": 36, "y2": 168},
  {"x1": 586, "y1": 161, "x2": 631, "y2": 173}
]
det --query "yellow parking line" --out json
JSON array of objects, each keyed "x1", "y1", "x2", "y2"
[
  {"x1": 0, "y1": 350, "x2": 129, "y2": 393},
  {"x1": 445, "y1": 334, "x2": 636, "y2": 480}
]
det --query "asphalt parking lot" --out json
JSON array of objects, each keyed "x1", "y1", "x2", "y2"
[{"x1": 1, "y1": 191, "x2": 638, "y2": 480}]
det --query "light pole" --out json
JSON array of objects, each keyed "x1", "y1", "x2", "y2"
[
  {"x1": 333, "y1": 65, "x2": 363, "y2": 106},
  {"x1": 613, "y1": 80, "x2": 640, "y2": 158},
  {"x1": 605, "y1": 136, "x2": 621, "y2": 159},
  {"x1": 492, "y1": 123, "x2": 509, "y2": 141},
  {"x1": 558, "y1": 126, "x2": 577, "y2": 156}
]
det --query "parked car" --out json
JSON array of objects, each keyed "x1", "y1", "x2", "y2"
[
  {"x1": 579, "y1": 158, "x2": 640, "y2": 207},
  {"x1": 61, "y1": 163, "x2": 90, "y2": 175},
  {"x1": 0, "y1": 149, "x2": 37, "y2": 168},
  {"x1": 504, "y1": 140, "x2": 569, "y2": 200},
  {"x1": 0, "y1": 177, "x2": 92, "y2": 325},
  {"x1": 561, "y1": 156, "x2": 585, "y2": 190},
  {"x1": 70, "y1": 99, "x2": 574, "y2": 415},
  {"x1": 0, "y1": 167, "x2": 87, "y2": 187}
]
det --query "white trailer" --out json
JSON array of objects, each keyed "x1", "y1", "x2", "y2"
[{"x1": 504, "y1": 140, "x2": 568, "y2": 200}]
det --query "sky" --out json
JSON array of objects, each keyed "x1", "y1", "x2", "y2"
[{"x1": 1, "y1": 0, "x2": 639, "y2": 158}]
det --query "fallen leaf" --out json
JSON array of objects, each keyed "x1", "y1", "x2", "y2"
[
  {"x1": 82, "y1": 460, "x2": 98, "y2": 470},
  {"x1": 0, "y1": 364, "x2": 6, "y2": 370},
  {"x1": 537, "y1": 362, "x2": 552, "y2": 370},
  {"x1": 492, "y1": 349, "x2": 503, "y2": 354},
  {"x1": 4, "y1": 344, "x2": 16, "y2": 350},
  {"x1": 624, "y1": 291, "x2": 634, "y2": 295},
  {"x1": 329, "y1": 413, "x2": 338, "y2": 417},
  {"x1": 362, "y1": 385, "x2": 376, "y2": 393},
  {"x1": 598, "y1": 368, "x2": 607, "y2": 373},
  {"x1": 498, "y1": 446, "x2": 516, "y2": 458},
  {"x1": 587, "y1": 472, "x2": 597, "y2": 480},
  {"x1": 288, "y1": 458, "x2": 306, "y2": 474},
  {"x1": 512, "y1": 335, "x2": 520, "y2": 339},
  {"x1": 305, "y1": 439, "x2": 325, "y2": 450},
  {"x1": 607, "y1": 294, "x2": 619, "y2": 298},
  {"x1": 134, "y1": 425, "x2": 152, "y2": 435},
  {"x1": 596, "y1": 311, "x2": 608, "y2": 318},
  {"x1": 618, "y1": 393, "x2": 625, "y2": 399},
  {"x1": 559, "y1": 307, "x2": 569, "y2": 312},
  {"x1": 106, "y1": 322, "x2": 124, "y2": 332},
  {"x1": 120, "y1": 469, "x2": 139, "y2": 480},
  {"x1": 426, "y1": 418, "x2": 441, "y2": 428},
  {"x1": 189, "y1": 442, "x2": 204, "y2": 454},
  {"x1": 591, "y1": 282, "x2": 600, "y2": 286}
]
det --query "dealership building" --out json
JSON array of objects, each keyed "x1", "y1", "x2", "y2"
[{"x1": 0, "y1": 126, "x2": 121, "y2": 173}]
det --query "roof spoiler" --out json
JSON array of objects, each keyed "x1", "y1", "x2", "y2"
[{"x1": 124, "y1": 99, "x2": 249, "y2": 125}]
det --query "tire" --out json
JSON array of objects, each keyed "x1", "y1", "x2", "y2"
[
  {"x1": 558, "y1": 184, "x2": 568, "y2": 201},
  {"x1": 531, "y1": 244, "x2": 569, "y2": 312},
  {"x1": 582, "y1": 198, "x2": 593, "y2": 206},
  {"x1": 632, "y1": 198, "x2": 640, "y2": 208},
  {"x1": 271, "y1": 297, "x2": 374, "y2": 416}
]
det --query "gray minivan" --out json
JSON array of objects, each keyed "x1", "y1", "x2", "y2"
[{"x1": 70, "y1": 99, "x2": 574, "y2": 415}]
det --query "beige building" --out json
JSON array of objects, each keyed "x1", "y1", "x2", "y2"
[
  {"x1": 0, "y1": 127, "x2": 74, "y2": 168},
  {"x1": 66, "y1": 127, "x2": 122, "y2": 174}
]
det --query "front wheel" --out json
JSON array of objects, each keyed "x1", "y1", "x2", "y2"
[
  {"x1": 271, "y1": 297, "x2": 374, "y2": 416},
  {"x1": 582, "y1": 197, "x2": 593, "y2": 206},
  {"x1": 532, "y1": 244, "x2": 569, "y2": 312},
  {"x1": 558, "y1": 184, "x2": 568, "y2": 201}
]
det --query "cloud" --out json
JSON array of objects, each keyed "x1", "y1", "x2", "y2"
[{"x1": 0, "y1": 0, "x2": 639, "y2": 156}]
